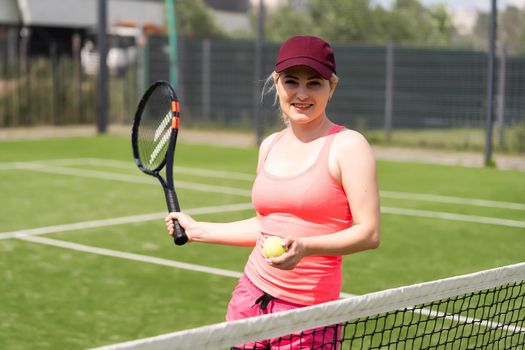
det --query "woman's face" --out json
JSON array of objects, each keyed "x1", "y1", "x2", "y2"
[{"x1": 275, "y1": 66, "x2": 335, "y2": 125}]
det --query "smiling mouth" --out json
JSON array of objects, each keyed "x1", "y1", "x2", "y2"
[{"x1": 292, "y1": 103, "x2": 313, "y2": 109}]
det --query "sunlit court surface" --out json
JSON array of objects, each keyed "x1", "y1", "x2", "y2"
[
  {"x1": 1, "y1": 0, "x2": 525, "y2": 348},
  {"x1": 0, "y1": 135, "x2": 523, "y2": 349}
]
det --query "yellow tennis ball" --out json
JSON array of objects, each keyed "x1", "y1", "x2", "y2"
[{"x1": 263, "y1": 236, "x2": 286, "y2": 258}]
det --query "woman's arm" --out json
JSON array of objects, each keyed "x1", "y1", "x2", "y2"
[
  {"x1": 165, "y1": 213, "x2": 260, "y2": 246},
  {"x1": 306, "y1": 129, "x2": 380, "y2": 254},
  {"x1": 269, "y1": 130, "x2": 380, "y2": 269},
  {"x1": 164, "y1": 132, "x2": 282, "y2": 247}
]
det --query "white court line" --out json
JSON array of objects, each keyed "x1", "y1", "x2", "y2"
[
  {"x1": 17, "y1": 234, "x2": 244, "y2": 279},
  {"x1": 16, "y1": 234, "x2": 353, "y2": 299},
  {"x1": 0, "y1": 158, "x2": 255, "y2": 181},
  {"x1": 5, "y1": 163, "x2": 252, "y2": 197},
  {"x1": 1, "y1": 158, "x2": 523, "y2": 210},
  {"x1": 40, "y1": 158, "x2": 255, "y2": 180},
  {"x1": 7, "y1": 207, "x2": 352, "y2": 298},
  {"x1": 3, "y1": 159, "x2": 523, "y2": 343},
  {"x1": 381, "y1": 191, "x2": 525, "y2": 211},
  {"x1": 0, "y1": 203, "x2": 254, "y2": 240},
  {"x1": 382, "y1": 207, "x2": 525, "y2": 229},
  {"x1": 1, "y1": 160, "x2": 524, "y2": 228},
  {"x1": 418, "y1": 307, "x2": 524, "y2": 334},
  {"x1": 15, "y1": 233, "x2": 522, "y2": 341}
]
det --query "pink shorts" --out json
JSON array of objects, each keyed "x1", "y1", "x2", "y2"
[{"x1": 226, "y1": 274, "x2": 340, "y2": 350}]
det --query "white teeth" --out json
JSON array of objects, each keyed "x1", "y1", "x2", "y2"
[{"x1": 294, "y1": 104, "x2": 311, "y2": 108}]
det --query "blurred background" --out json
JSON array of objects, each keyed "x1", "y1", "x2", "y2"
[
  {"x1": 1, "y1": 3, "x2": 524, "y2": 348},
  {"x1": 0, "y1": 0, "x2": 524, "y2": 157}
]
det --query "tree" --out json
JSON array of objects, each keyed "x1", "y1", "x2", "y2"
[
  {"x1": 498, "y1": 6, "x2": 524, "y2": 54},
  {"x1": 380, "y1": 0, "x2": 455, "y2": 45},
  {"x1": 518, "y1": 18, "x2": 525, "y2": 54},
  {"x1": 176, "y1": 0, "x2": 225, "y2": 38},
  {"x1": 470, "y1": 5, "x2": 525, "y2": 54},
  {"x1": 262, "y1": 0, "x2": 456, "y2": 46},
  {"x1": 264, "y1": 0, "x2": 387, "y2": 43},
  {"x1": 261, "y1": 1, "x2": 313, "y2": 42}
]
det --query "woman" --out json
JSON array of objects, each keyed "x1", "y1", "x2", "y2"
[{"x1": 166, "y1": 35, "x2": 380, "y2": 349}]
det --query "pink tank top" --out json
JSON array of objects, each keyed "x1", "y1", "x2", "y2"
[{"x1": 245, "y1": 125, "x2": 352, "y2": 305}]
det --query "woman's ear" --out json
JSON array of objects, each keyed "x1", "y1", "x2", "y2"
[
  {"x1": 329, "y1": 81, "x2": 338, "y2": 100},
  {"x1": 329, "y1": 86, "x2": 337, "y2": 101},
  {"x1": 272, "y1": 71, "x2": 280, "y2": 84},
  {"x1": 328, "y1": 74, "x2": 339, "y2": 95}
]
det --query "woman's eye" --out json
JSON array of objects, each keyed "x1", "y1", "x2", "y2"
[{"x1": 285, "y1": 80, "x2": 298, "y2": 85}]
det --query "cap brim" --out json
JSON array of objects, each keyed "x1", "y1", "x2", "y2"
[{"x1": 275, "y1": 57, "x2": 333, "y2": 80}]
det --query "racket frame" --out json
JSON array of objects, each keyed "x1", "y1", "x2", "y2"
[{"x1": 132, "y1": 80, "x2": 188, "y2": 245}]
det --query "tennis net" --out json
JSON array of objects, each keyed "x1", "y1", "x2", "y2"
[{"x1": 94, "y1": 262, "x2": 525, "y2": 349}]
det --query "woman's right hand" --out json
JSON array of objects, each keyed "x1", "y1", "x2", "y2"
[{"x1": 165, "y1": 212, "x2": 197, "y2": 242}]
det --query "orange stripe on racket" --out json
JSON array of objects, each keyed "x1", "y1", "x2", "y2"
[
  {"x1": 172, "y1": 116, "x2": 180, "y2": 129},
  {"x1": 172, "y1": 100, "x2": 180, "y2": 113}
]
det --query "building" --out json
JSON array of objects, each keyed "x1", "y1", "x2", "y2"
[{"x1": 0, "y1": 0, "x2": 252, "y2": 74}]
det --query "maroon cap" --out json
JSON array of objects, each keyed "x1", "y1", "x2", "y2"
[{"x1": 274, "y1": 35, "x2": 336, "y2": 80}]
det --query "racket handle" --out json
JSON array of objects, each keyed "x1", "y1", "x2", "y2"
[
  {"x1": 172, "y1": 219, "x2": 188, "y2": 245},
  {"x1": 164, "y1": 188, "x2": 188, "y2": 245}
]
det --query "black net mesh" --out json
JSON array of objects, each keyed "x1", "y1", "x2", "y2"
[
  {"x1": 92, "y1": 264, "x2": 525, "y2": 350},
  {"x1": 233, "y1": 281, "x2": 524, "y2": 350}
]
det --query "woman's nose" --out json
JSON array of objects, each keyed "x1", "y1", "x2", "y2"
[{"x1": 296, "y1": 84, "x2": 308, "y2": 99}]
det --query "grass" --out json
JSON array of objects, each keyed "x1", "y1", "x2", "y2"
[
  {"x1": 0, "y1": 135, "x2": 524, "y2": 349},
  {"x1": 364, "y1": 125, "x2": 525, "y2": 154}
]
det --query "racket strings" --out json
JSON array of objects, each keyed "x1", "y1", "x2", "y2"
[{"x1": 137, "y1": 87, "x2": 174, "y2": 171}]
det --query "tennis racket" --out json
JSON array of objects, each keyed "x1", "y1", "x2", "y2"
[{"x1": 132, "y1": 80, "x2": 188, "y2": 246}]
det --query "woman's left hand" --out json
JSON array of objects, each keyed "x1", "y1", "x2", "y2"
[{"x1": 265, "y1": 237, "x2": 306, "y2": 270}]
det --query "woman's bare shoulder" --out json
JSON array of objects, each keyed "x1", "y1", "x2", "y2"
[
  {"x1": 259, "y1": 131, "x2": 282, "y2": 153},
  {"x1": 333, "y1": 128, "x2": 372, "y2": 152}
]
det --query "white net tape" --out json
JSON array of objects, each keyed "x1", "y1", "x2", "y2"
[{"x1": 92, "y1": 262, "x2": 525, "y2": 350}]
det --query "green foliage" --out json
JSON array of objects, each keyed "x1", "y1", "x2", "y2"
[
  {"x1": 363, "y1": 127, "x2": 525, "y2": 155},
  {"x1": 250, "y1": 0, "x2": 525, "y2": 54},
  {"x1": 176, "y1": 0, "x2": 225, "y2": 38},
  {"x1": 1, "y1": 136, "x2": 524, "y2": 348},
  {"x1": 510, "y1": 122, "x2": 525, "y2": 153},
  {"x1": 464, "y1": 5, "x2": 525, "y2": 54},
  {"x1": 386, "y1": 0, "x2": 455, "y2": 45},
  {"x1": 0, "y1": 56, "x2": 137, "y2": 127},
  {"x1": 263, "y1": 0, "x2": 457, "y2": 46}
]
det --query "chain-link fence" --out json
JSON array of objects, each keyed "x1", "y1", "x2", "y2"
[
  {"x1": 0, "y1": 26, "x2": 138, "y2": 128},
  {"x1": 167, "y1": 37, "x2": 525, "y2": 152},
  {"x1": 1, "y1": 30, "x2": 524, "y2": 151}
]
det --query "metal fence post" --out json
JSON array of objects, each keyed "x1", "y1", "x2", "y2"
[
  {"x1": 136, "y1": 27, "x2": 148, "y2": 96},
  {"x1": 51, "y1": 42, "x2": 59, "y2": 125},
  {"x1": 19, "y1": 27, "x2": 31, "y2": 125},
  {"x1": 496, "y1": 43, "x2": 507, "y2": 146},
  {"x1": 484, "y1": 0, "x2": 497, "y2": 166},
  {"x1": 384, "y1": 42, "x2": 395, "y2": 142},
  {"x1": 72, "y1": 32, "x2": 82, "y2": 123},
  {"x1": 253, "y1": 0, "x2": 265, "y2": 146},
  {"x1": 165, "y1": 0, "x2": 179, "y2": 89},
  {"x1": 202, "y1": 39, "x2": 211, "y2": 122},
  {"x1": 97, "y1": 0, "x2": 108, "y2": 133}
]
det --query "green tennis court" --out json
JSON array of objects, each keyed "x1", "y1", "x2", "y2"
[{"x1": 1, "y1": 135, "x2": 524, "y2": 349}]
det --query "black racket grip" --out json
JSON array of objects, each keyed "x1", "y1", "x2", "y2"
[
  {"x1": 165, "y1": 188, "x2": 188, "y2": 246},
  {"x1": 172, "y1": 220, "x2": 188, "y2": 246}
]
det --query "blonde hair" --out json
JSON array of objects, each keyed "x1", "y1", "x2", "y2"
[{"x1": 261, "y1": 71, "x2": 339, "y2": 121}]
